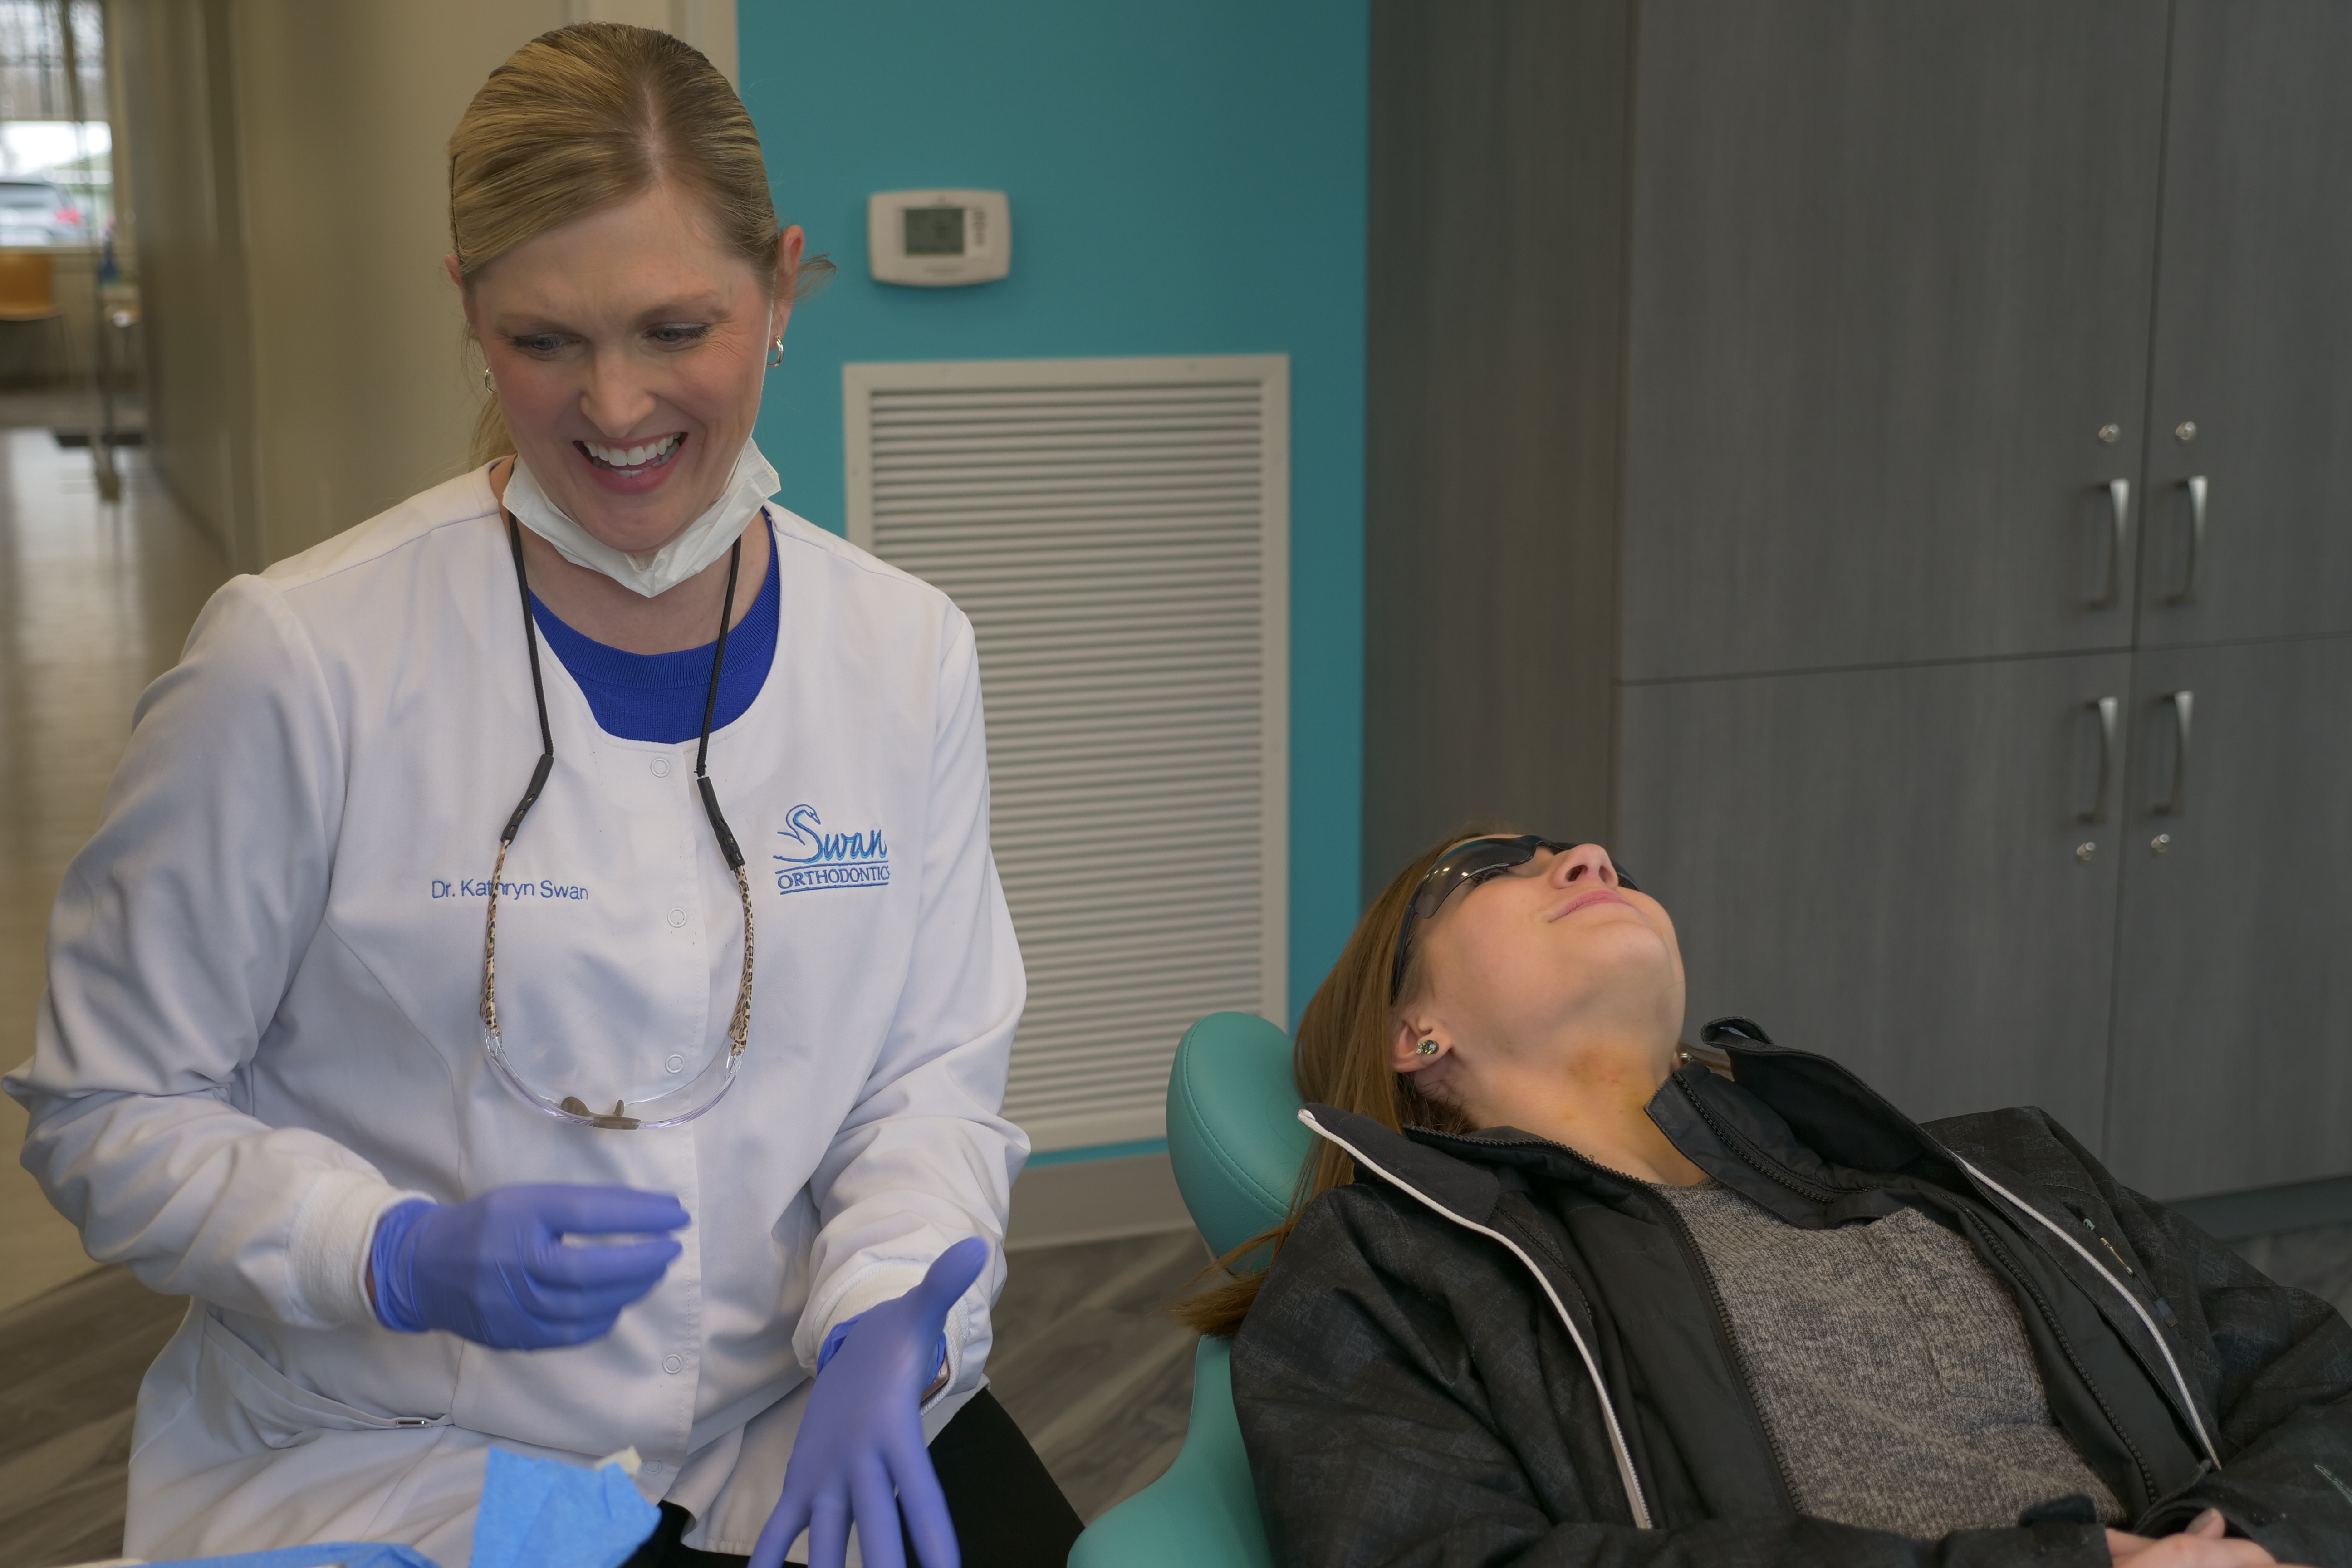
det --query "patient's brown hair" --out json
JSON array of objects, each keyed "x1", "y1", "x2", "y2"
[{"x1": 1174, "y1": 821, "x2": 1511, "y2": 1338}]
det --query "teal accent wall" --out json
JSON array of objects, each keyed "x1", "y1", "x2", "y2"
[{"x1": 739, "y1": 2, "x2": 1367, "y2": 1027}]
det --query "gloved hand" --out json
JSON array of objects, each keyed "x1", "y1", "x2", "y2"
[
  {"x1": 370, "y1": 1183, "x2": 689, "y2": 1350},
  {"x1": 750, "y1": 1237, "x2": 990, "y2": 1568},
  {"x1": 815, "y1": 1313, "x2": 946, "y2": 1381}
]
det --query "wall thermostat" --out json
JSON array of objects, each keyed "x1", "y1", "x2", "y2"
[{"x1": 867, "y1": 190, "x2": 1011, "y2": 287}]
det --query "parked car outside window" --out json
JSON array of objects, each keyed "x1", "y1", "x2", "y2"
[{"x1": 0, "y1": 180, "x2": 84, "y2": 246}]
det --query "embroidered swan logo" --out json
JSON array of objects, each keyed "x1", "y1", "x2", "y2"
[{"x1": 774, "y1": 805, "x2": 890, "y2": 893}]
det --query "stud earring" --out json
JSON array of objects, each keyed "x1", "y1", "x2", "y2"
[
  {"x1": 766, "y1": 336, "x2": 785, "y2": 368},
  {"x1": 1417, "y1": 1039, "x2": 1439, "y2": 1057}
]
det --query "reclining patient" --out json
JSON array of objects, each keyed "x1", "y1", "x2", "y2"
[{"x1": 1185, "y1": 833, "x2": 2352, "y2": 1568}]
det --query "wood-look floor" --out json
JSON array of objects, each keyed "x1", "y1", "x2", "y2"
[
  {"x1": 990, "y1": 1230, "x2": 1208, "y2": 1523},
  {"x1": 1, "y1": 424, "x2": 225, "y2": 1315},
  {"x1": 0, "y1": 1265, "x2": 188, "y2": 1568}
]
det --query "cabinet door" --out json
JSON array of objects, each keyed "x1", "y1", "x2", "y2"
[
  {"x1": 2103, "y1": 639, "x2": 2352, "y2": 1198},
  {"x1": 1617, "y1": 653, "x2": 2131, "y2": 1136},
  {"x1": 1620, "y1": 0, "x2": 2169, "y2": 681},
  {"x1": 2136, "y1": 2, "x2": 2352, "y2": 644}
]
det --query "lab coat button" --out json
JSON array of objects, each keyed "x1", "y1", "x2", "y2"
[
  {"x1": 663, "y1": 1354, "x2": 684, "y2": 1375},
  {"x1": 666, "y1": 908, "x2": 687, "y2": 928},
  {"x1": 666, "y1": 1054, "x2": 686, "y2": 1073},
  {"x1": 650, "y1": 757, "x2": 671, "y2": 778}
]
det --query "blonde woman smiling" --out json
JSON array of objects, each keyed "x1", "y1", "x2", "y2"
[{"x1": 9, "y1": 24, "x2": 1075, "y2": 1568}]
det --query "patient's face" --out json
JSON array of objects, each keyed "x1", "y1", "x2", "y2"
[{"x1": 1411, "y1": 842, "x2": 1686, "y2": 1068}]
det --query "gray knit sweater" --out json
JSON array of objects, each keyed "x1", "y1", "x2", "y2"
[{"x1": 1650, "y1": 1177, "x2": 2123, "y2": 1538}]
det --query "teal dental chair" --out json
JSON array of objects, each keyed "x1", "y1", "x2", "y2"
[{"x1": 1066, "y1": 1011, "x2": 1312, "y2": 1568}]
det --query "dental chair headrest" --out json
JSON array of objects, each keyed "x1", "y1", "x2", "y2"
[{"x1": 1166, "y1": 1011, "x2": 1314, "y2": 1258}]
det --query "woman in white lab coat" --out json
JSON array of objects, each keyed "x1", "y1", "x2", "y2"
[{"x1": 5, "y1": 24, "x2": 1078, "y2": 1568}]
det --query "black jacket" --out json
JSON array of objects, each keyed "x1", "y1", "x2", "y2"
[{"x1": 1231, "y1": 1020, "x2": 2352, "y2": 1568}]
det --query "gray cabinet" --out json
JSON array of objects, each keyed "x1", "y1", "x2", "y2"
[
  {"x1": 1367, "y1": 0, "x2": 2352, "y2": 1202},
  {"x1": 1618, "y1": 655, "x2": 2130, "y2": 1132},
  {"x1": 2136, "y1": 0, "x2": 2352, "y2": 645},
  {"x1": 1363, "y1": 0, "x2": 1632, "y2": 869},
  {"x1": 1622, "y1": 0, "x2": 2168, "y2": 679},
  {"x1": 2103, "y1": 639, "x2": 2352, "y2": 1196}
]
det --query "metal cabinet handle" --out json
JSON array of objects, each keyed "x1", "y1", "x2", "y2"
[
  {"x1": 2156, "y1": 690, "x2": 2194, "y2": 815},
  {"x1": 2093, "y1": 479, "x2": 2130, "y2": 608},
  {"x1": 2081, "y1": 696, "x2": 2118, "y2": 823},
  {"x1": 2164, "y1": 476, "x2": 2208, "y2": 605}
]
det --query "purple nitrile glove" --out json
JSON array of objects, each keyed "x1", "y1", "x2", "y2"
[
  {"x1": 370, "y1": 1183, "x2": 688, "y2": 1350},
  {"x1": 817, "y1": 1313, "x2": 947, "y2": 1385},
  {"x1": 750, "y1": 1238, "x2": 990, "y2": 1568}
]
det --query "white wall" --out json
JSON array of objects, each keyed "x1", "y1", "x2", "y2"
[
  {"x1": 113, "y1": 0, "x2": 256, "y2": 565},
  {"x1": 113, "y1": 0, "x2": 736, "y2": 571}
]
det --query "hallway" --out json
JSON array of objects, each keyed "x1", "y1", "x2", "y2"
[{"x1": 0, "y1": 426, "x2": 225, "y2": 1313}]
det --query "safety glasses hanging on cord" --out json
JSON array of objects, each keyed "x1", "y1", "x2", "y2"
[{"x1": 478, "y1": 513, "x2": 755, "y2": 1130}]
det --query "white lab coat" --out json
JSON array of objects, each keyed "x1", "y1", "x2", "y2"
[{"x1": 5, "y1": 466, "x2": 1027, "y2": 1563}]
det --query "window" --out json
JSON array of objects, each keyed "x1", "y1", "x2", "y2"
[{"x1": 0, "y1": 1, "x2": 108, "y2": 247}]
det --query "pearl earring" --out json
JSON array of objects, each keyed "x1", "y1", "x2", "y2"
[{"x1": 1417, "y1": 1039, "x2": 1439, "y2": 1057}]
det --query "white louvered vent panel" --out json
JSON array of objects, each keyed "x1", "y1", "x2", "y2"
[{"x1": 846, "y1": 357, "x2": 1289, "y2": 1152}]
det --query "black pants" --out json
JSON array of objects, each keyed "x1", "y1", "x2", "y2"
[{"x1": 622, "y1": 1390, "x2": 1084, "y2": 1568}]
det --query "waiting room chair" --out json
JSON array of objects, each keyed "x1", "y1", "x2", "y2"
[
  {"x1": 0, "y1": 252, "x2": 69, "y2": 383},
  {"x1": 1067, "y1": 1011, "x2": 1312, "y2": 1568}
]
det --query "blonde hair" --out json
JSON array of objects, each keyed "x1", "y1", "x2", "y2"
[
  {"x1": 1173, "y1": 820, "x2": 1512, "y2": 1338},
  {"x1": 448, "y1": 22, "x2": 833, "y2": 468}
]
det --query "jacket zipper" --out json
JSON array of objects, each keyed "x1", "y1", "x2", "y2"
[
  {"x1": 2091, "y1": 1230, "x2": 2137, "y2": 1277},
  {"x1": 1679, "y1": 1071, "x2": 2219, "y2": 1497},
  {"x1": 1676, "y1": 1078, "x2": 1846, "y2": 1205},
  {"x1": 1961, "y1": 1207, "x2": 2162, "y2": 1505},
  {"x1": 1299, "y1": 1111, "x2": 1657, "y2": 1529},
  {"x1": 1952, "y1": 1157, "x2": 2221, "y2": 1470},
  {"x1": 1418, "y1": 1120, "x2": 1802, "y2": 1514},
  {"x1": 1646, "y1": 1188, "x2": 1804, "y2": 1513},
  {"x1": 1681, "y1": 1064, "x2": 2220, "y2": 1471}
]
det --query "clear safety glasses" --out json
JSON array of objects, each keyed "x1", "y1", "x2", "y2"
[
  {"x1": 479, "y1": 514, "x2": 755, "y2": 1130},
  {"x1": 1388, "y1": 836, "x2": 1639, "y2": 1001}
]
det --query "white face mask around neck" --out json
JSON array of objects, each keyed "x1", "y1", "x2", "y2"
[{"x1": 502, "y1": 437, "x2": 779, "y2": 598}]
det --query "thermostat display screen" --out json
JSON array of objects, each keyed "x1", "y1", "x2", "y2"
[
  {"x1": 869, "y1": 189, "x2": 1006, "y2": 286},
  {"x1": 903, "y1": 207, "x2": 965, "y2": 256}
]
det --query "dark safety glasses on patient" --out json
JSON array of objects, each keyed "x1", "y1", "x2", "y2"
[
  {"x1": 1388, "y1": 836, "x2": 1639, "y2": 1002},
  {"x1": 478, "y1": 513, "x2": 755, "y2": 1130}
]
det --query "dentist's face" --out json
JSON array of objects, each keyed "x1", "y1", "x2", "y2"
[{"x1": 456, "y1": 181, "x2": 803, "y2": 555}]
